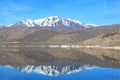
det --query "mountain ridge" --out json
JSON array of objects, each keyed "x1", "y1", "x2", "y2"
[{"x1": 3, "y1": 16, "x2": 96, "y2": 28}]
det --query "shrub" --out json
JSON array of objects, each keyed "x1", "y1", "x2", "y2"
[{"x1": 101, "y1": 31, "x2": 118, "y2": 38}]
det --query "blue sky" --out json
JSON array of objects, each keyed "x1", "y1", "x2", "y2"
[{"x1": 0, "y1": 0, "x2": 120, "y2": 25}]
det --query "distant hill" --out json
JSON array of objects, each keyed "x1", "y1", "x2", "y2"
[
  {"x1": 84, "y1": 29, "x2": 120, "y2": 46},
  {"x1": 48, "y1": 24, "x2": 120, "y2": 43}
]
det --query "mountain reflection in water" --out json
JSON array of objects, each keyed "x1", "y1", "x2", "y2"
[
  {"x1": 0, "y1": 46, "x2": 120, "y2": 80},
  {"x1": 0, "y1": 47, "x2": 120, "y2": 67},
  {"x1": 2, "y1": 64, "x2": 95, "y2": 76},
  {"x1": 0, "y1": 65, "x2": 120, "y2": 80}
]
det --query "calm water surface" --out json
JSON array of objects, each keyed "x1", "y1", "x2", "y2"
[
  {"x1": 0, "y1": 46, "x2": 120, "y2": 80},
  {"x1": 0, "y1": 66, "x2": 120, "y2": 80}
]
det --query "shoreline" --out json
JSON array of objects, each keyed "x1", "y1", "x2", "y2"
[{"x1": 0, "y1": 44, "x2": 120, "y2": 50}]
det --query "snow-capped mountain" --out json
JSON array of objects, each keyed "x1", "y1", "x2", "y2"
[
  {"x1": 3, "y1": 64, "x2": 96, "y2": 76},
  {"x1": 12, "y1": 16, "x2": 94, "y2": 28}
]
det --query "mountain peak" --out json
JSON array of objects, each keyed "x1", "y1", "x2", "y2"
[
  {"x1": 47, "y1": 16, "x2": 59, "y2": 19},
  {"x1": 8, "y1": 16, "x2": 97, "y2": 30}
]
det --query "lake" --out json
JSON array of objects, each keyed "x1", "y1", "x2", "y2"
[{"x1": 0, "y1": 45, "x2": 120, "y2": 80}]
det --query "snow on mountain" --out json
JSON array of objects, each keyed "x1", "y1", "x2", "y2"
[
  {"x1": 1, "y1": 24, "x2": 14, "y2": 27},
  {"x1": 6, "y1": 24, "x2": 14, "y2": 27},
  {"x1": 86, "y1": 24, "x2": 98, "y2": 27},
  {"x1": 13, "y1": 16, "x2": 93, "y2": 28},
  {"x1": 21, "y1": 20, "x2": 35, "y2": 27},
  {"x1": 34, "y1": 16, "x2": 61, "y2": 27},
  {"x1": 3, "y1": 64, "x2": 96, "y2": 76}
]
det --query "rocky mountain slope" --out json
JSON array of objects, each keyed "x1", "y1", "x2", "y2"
[
  {"x1": 0, "y1": 24, "x2": 120, "y2": 43},
  {"x1": 20, "y1": 24, "x2": 120, "y2": 43}
]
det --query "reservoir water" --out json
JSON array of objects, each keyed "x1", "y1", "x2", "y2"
[{"x1": 0, "y1": 46, "x2": 120, "y2": 80}]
